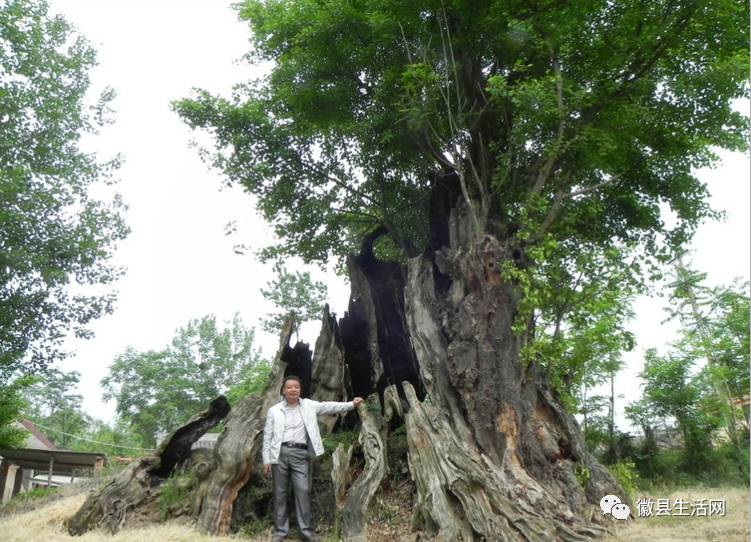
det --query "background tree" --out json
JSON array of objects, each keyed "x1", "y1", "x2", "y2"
[
  {"x1": 528, "y1": 247, "x2": 637, "y2": 409},
  {"x1": 623, "y1": 276, "x2": 750, "y2": 484},
  {"x1": 67, "y1": 418, "x2": 145, "y2": 457},
  {"x1": 665, "y1": 259, "x2": 749, "y2": 444},
  {"x1": 706, "y1": 281, "x2": 751, "y2": 422},
  {"x1": 579, "y1": 394, "x2": 609, "y2": 453},
  {"x1": 19, "y1": 366, "x2": 142, "y2": 454},
  {"x1": 638, "y1": 347, "x2": 716, "y2": 468},
  {"x1": 102, "y1": 349, "x2": 167, "y2": 448},
  {"x1": 225, "y1": 361, "x2": 273, "y2": 405},
  {"x1": 0, "y1": 374, "x2": 34, "y2": 448},
  {"x1": 260, "y1": 262, "x2": 328, "y2": 337},
  {"x1": 23, "y1": 367, "x2": 91, "y2": 449},
  {"x1": 0, "y1": 0, "x2": 128, "y2": 441},
  {"x1": 102, "y1": 314, "x2": 266, "y2": 447},
  {"x1": 0, "y1": 0, "x2": 128, "y2": 375}
]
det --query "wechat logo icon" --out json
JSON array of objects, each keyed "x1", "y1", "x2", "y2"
[{"x1": 600, "y1": 495, "x2": 630, "y2": 520}]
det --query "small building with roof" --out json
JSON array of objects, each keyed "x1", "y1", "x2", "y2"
[{"x1": 0, "y1": 420, "x2": 106, "y2": 504}]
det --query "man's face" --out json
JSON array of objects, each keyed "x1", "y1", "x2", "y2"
[{"x1": 283, "y1": 379, "x2": 301, "y2": 402}]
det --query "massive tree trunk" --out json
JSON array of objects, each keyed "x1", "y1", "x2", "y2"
[
  {"x1": 382, "y1": 174, "x2": 623, "y2": 539},
  {"x1": 401, "y1": 239, "x2": 617, "y2": 540},
  {"x1": 68, "y1": 178, "x2": 623, "y2": 540}
]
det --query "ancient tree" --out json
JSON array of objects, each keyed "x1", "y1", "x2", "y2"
[{"x1": 70, "y1": 1, "x2": 747, "y2": 540}]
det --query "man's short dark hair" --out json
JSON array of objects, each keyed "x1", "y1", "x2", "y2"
[{"x1": 281, "y1": 375, "x2": 302, "y2": 393}]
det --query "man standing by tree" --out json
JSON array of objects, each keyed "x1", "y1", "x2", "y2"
[{"x1": 262, "y1": 376, "x2": 363, "y2": 542}]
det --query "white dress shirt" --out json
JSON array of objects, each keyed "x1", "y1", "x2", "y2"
[{"x1": 281, "y1": 402, "x2": 308, "y2": 444}]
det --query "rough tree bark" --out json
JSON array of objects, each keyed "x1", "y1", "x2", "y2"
[
  {"x1": 338, "y1": 394, "x2": 387, "y2": 542},
  {"x1": 394, "y1": 179, "x2": 623, "y2": 539}
]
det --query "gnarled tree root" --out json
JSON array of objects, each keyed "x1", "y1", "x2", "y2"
[
  {"x1": 66, "y1": 396, "x2": 230, "y2": 535},
  {"x1": 400, "y1": 382, "x2": 610, "y2": 541},
  {"x1": 338, "y1": 394, "x2": 387, "y2": 542}
]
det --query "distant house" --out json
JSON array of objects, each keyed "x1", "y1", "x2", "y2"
[
  {"x1": 17, "y1": 419, "x2": 57, "y2": 451},
  {"x1": 156, "y1": 430, "x2": 220, "y2": 451},
  {"x1": 193, "y1": 432, "x2": 220, "y2": 450},
  {"x1": 0, "y1": 420, "x2": 106, "y2": 504},
  {"x1": 631, "y1": 424, "x2": 684, "y2": 450}
]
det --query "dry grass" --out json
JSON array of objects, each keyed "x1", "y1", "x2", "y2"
[
  {"x1": 0, "y1": 493, "x2": 249, "y2": 542},
  {"x1": 0, "y1": 484, "x2": 746, "y2": 541},
  {"x1": 602, "y1": 486, "x2": 749, "y2": 542}
]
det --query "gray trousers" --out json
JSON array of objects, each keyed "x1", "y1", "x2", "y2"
[{"x1": 272, "y1": 446, "x2": 313, "y2": 540}]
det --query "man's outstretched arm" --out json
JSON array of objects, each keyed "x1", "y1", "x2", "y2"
[{"x1": 315, "y1": 397, "x2": 364, "y2": 415}]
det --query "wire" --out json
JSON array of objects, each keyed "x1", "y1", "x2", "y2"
[{"x1": 26, "y1": 421, "x2": 155, "y2": 452}]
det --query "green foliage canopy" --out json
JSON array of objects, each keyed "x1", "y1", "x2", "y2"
[
  {"x1": 175, "y1": 0, "x2": 748, "y2": 271},
  {"x1": 0, "y1": 0, "x2": 129, "y2": 376}
]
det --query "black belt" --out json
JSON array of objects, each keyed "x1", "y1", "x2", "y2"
[{"x1": 282, "y1": 441, "x2": 308, "y2": 450}]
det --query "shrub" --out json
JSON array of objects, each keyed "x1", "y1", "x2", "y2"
[
  {"x1": 0, "y1": 486, "x2": 63, "y2": 516},
  {"x1": 158, "y1": 472, "x2": 194, "y2": 520},
  {"x1": 608, "y1": 461, "x2": 639, "y2": 501},
  {"x1": 322, "y1": 429, "x2": 359, "y2": 455}
]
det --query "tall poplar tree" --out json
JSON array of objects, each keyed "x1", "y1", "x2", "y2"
[{"x1": 0, "y1": 0, "x2": 128, "y2": 375}]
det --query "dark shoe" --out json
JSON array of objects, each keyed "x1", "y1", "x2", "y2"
[{"x1": 304, "y1": 534, "x2": 320, "y2": 542}]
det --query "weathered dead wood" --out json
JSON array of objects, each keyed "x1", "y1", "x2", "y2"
[
  {"x1": 310, "y1": 304, "x2": 349, "y2": 434},
  {"x1": 402, "y1": 236, "x2": 621, "y2": 540},
  {"x1": 340, "y1": 394, "x2": 387, "y2": 542},
  {"x1": 195, "y1": 318, "x2": 296, "y2": 535},
  {"x1": 66, "y1": 396, "x2": 230, "y2": 535},
  {"x1": 331, "y1": 442, "x2": 355, "y2": 508},
  {"x1": 193, "y1": 394, "x2": 264, "y2": 535}
]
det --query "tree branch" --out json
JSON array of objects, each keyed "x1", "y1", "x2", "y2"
[
  {"x1": 298, "y1": 157, "x2": 378, "y2": 207},
  {"x1": 529, "y1": 173, "x2": 617, "y2": 242},
  {"x1": 529, "y1": 44, "x2": 566, "y2": 197}
]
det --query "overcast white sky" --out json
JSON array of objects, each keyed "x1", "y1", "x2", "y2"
[{"x1": 48, "y1": 0, "x2": 749, "y2": 430}]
